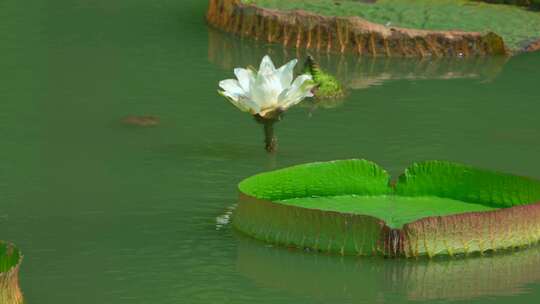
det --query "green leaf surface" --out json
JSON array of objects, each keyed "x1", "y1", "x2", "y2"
[
  {"x1": 239, "y1": 159, "x2": 391, "y2": 201},
  {"x1": 396, "y1": 160, "x2": 540, "y2": 207},
  {"x1": 279, "y1": 195, "x2": 497, "y2": 229}
]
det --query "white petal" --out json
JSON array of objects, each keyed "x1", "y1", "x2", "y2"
[
  {"x1": 219, "y1": 79, "x2": 245, "y2": 96},
  {"x1": 276, "y1": 59, "x2": 297, "y2": 90},
  {"x1": 234, "y1": 68, "x2": 255, "y2": 92},
  {"x1": 220, "y1": 91, "x2": 261, "y2": 114},
  {"x1": 277, "y1": 74, "x2": 315, "y2": 109},
  {"x1": 219, "y1": 79, "x2": 260, "y2": 114},
  {"x1": 258, "y1": 55, "x2": 276, "y2": 76},
  {"x1": 251, "y1": 71, "x2": 282, "y2": 110},
  {"x1": 219, "y1": 90, "x2": 249, "y2": 112}
]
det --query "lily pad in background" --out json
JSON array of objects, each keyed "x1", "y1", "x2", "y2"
[
  {"x1": 245, "y1": 0, "x2": 540, "y2": 51},
  {"x1": 0, "y1": 242, "x2": 23, "y2": 304},
  {"x1": 233, "y1": 159, "x2": 540, "y2": 258}
]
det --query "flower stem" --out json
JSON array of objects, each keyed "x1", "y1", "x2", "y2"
[
  {"x1": 254, "y1": 113, "x2": 281, "y2": 153},
  {"x1": 263, "y1": 120, "x2": 277, "y2": 153}
]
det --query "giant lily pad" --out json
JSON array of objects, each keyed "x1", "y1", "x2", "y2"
[
  {"x1": 0, "y1": 242, "x2": 23, "y2": 304},
  {"x1": 233, "y1": 160, "x2": 540, "y2": 257}
]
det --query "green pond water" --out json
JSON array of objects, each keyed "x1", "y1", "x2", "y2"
[
  {"x1": 279, "y1": 195, "x2": 497, "y2": 228},
  {"x1": 1, "y1": 0, "x2": 540, "y2": 303}
]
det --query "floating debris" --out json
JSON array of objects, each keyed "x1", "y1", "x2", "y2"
[{"x1": 121, "y1": 115, "x2": 160, "y2": 127}]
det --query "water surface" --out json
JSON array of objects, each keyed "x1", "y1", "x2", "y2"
[{"x1": 1, "y1": 0, "x2": 540, "y2": 303}]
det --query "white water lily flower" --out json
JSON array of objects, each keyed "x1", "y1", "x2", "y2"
[{"x1": 219, "y1": 55, "x2": 315, "y2": 118}]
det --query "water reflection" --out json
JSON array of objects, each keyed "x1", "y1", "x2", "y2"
[
  {"x1": 236, "y1": 234, "x2": 540, "y2": 301},
  {"x1": 209, "y1": 28, "x2": 508, "y2": 103}
]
